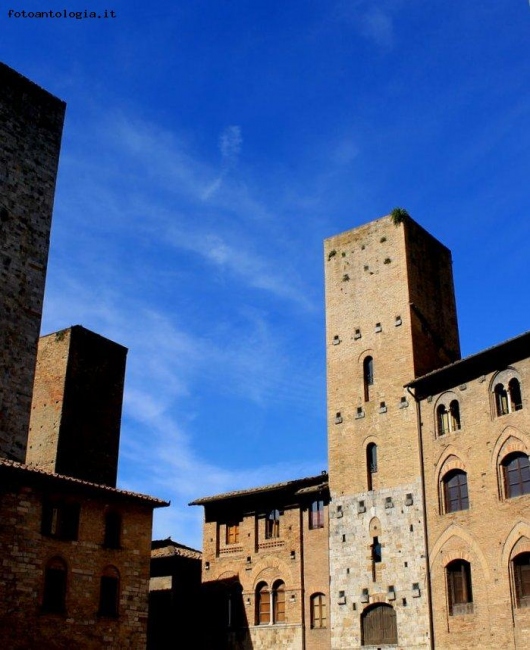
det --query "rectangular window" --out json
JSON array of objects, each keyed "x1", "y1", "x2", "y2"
[
  {"x1": 310, "y1": 500, "x2": 325, "y2": 529},
  {"x1": 41, "y1": 500, "x2": 80, "y2": 541},
  {"x1": 265, "y1": 510, "x2": 280, "y2": 539},
  {"x1": 226, "y1": 522, "x2": 240, "y2": 545}
]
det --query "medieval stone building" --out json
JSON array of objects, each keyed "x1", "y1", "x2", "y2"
[
  {"x1": 193, "y1": 213, "x2": 529, "y2": 649},
  {"x1": 0, "y1": 62, "x2": 168, "y2": 648}
]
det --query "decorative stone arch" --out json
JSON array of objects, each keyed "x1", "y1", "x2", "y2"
[
  {"x1": 357, "y1": 347, "x2": 375, "y2": 365},
  {"x1": 434, "y1": 449, "x2": 468, "y2": 512},
  {"x1": 491, "y1": 427, "x2": 530, "y2": 500},
  {"x1": 501, "y1": 522, "x2": 530, "y2": 569},
  {"x1": 369, "y1": 516, "x2": 382, "y2": 538},
  {"x1": 249, "y1": 556, "x2": 293, "y2": 591},
  {"x1": 430, "y1": 524, "x2": 491, "y2": 582},
  {"x1": 501, "y1": 524, "x2": 530, "y2": 611}
]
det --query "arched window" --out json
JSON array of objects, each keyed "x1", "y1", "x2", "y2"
[
  {"x1": 272, "y1": 580, "x2": 285, "y2": 623},
  {"x1": 42, "y1": 556, "x2": 67, "y2": 613},
  {"x1": 265, "y1": 509, "x2": 280, "y2": 539},
  {"x1": 227, "y1": 582, "x2": 244, "y2": 628},
  {"x1": 361, "y1": 603, "x2": 397, "y2": 646},
  {"x1": 509, "y1": 378, "x2": 523, "y2": 412},
  {"x1": 436, "y1": 398, "x2": 461, "y2": 436},
  {"x1": 502, "y1": 453, "x2": 530, "y2": 498},
  {"x1": 495, "y1": 383, "x2": 509, "y2": 416},
  {"x1": 256, "y1": 582, "x2": 270, "y2": 625},
  {"x1": 363, "y1": 356, "x2": 374, "y2": 402},
  {"x1": 449, "y1": 400, "x2": 461, "y2": 431},
  {"x1": 446, "y1": 559, "x2": 473, "y2": 615},
  {"x1": 437, "y1": 405, "x2": 449, "y2": 435},
  {"x1": 366, "y1": 443, "x2": 377, "y2": 491},
  {"x1": 103, "y1": 511, "x2": 121, "y2": 549},
  {"x1": 99, "y1": 565, "x2": 120, "y2": 617},
  {"x1": 310, "y1": 593, "x2": 326, "y2": 628},
  {"x1": 513, "y1": 552, "x2": 530, "y2": 608},
  {"x1": 494, "y1": 375, "x2": 523, "y2": 416},
  {"x1": 443, "y1": 470, "x2": 469, "y2": 513}
]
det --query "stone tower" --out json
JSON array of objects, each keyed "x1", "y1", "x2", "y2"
[
  {"x1": 324, "y1": 214, "x2": 460, "y2": 648},
  {"x1": 0, "y1": 63, "x2": 65, "y2": 461},
  {"x1": 26, "y1": 325, "x2": 128, "y2": 487}
]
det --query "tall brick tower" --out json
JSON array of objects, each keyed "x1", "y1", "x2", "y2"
[
  {"x1": 26, "y1": 325, "x2": 127, "y2": 487},
  {"x1": 0, "y1": 63, "x2": 66, "y2": 461},
  {"x1": 324, "y1": 214, "x2": 460, "y2": 648}
]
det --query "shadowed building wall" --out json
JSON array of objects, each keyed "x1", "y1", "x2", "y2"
[
  {"x1": 27, "y1": 325, "x2": 127, "y2": 487},
  {"x1": 0, "y1": 62, "x2": 65, "y2": 461}
]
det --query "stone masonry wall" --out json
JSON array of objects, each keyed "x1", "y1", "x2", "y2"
[
  {"x1": 0, "y1": 63, "x2": 65, "y2": 462},
  {"x1": 324, "y1": 215, "x2": 460, "y2": 648}
]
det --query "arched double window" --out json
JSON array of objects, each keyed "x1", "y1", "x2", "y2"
[
  {"x1": 493, "y1": 371, "x2": 523, "y2": 417},
  {"x1": 502, "y1": 453, "x2": 530, "y2": 499},
  {"x1": 256, "y1": 580, "x2": 285, "y2": 624},
  {"x1": 442, "y1": 469, "x2": 469, "y2": 513},
  {"x1": 42, "y1": 556, "x2": 67, "y2": 614},
  {"x1": 435, "y1": 395, "x2": 461, "y2": 436}
]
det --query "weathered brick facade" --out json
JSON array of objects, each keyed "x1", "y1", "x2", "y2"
[
  {"x1": 0, "y1": 62, "x2": 65, "y2": 462},
  {"x1": 408, "y1": 333, "x2": 530, "y2": 650},
  {"x1": 0, "y1": 458, "x2": 167, "y2": 649},
  {"x1": 27, "y1": 325, "x2": 128, "y2": 487},
  {"x1": 191, "y1": 475, "x2": 330, "y2": 650}
]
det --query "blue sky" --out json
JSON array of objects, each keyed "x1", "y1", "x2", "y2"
[{"x1": 2, "y1": 1, "x2": 529, "y2": 550}]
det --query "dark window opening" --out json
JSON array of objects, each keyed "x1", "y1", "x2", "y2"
[
  {"x1": 367, "y1": 443, "x2": 378, "y2": 491},
  {"x1": 513, "y1": 553, "x2": 530, "y2": 608},
  {"x1": 41, "y1": 500, "x2": 80, "y2": 541},
  {"x1": 447, "y1": 560, "x2": 473, "y2": 615},
  {"x1": 503, "y1": 453, "x2": 530, "y2": 499},
  {"x1": 363, "y1": 356, "x2": 374, "y2": 402},
  {"x1": 42, "y1": 557, "x2": 67, "y2": 614},
  {"x1": 103, "y1": 511, "x2": 121, "y2": 549},
  {"x1": 443, "y1": 470, "x2": 469, "y2": 513},
  {"x1": 99, "y1": 566, "x2": 120, "y2": 617}
]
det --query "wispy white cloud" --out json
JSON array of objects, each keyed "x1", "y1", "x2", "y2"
[{"x1": 360, "y1": 8, "x2": 394, "y2": 50}]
